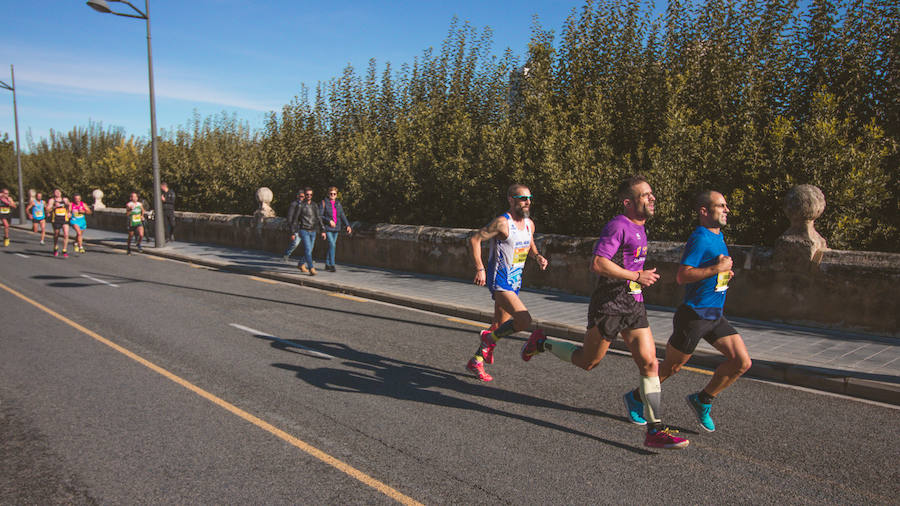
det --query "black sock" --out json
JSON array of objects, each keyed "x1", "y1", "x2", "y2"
[
  {"x1": 647, "y1": 421, "x2": 664, "y2": 432},
  {"x1": 698, "y1": 390, "x2": 715, "y2": 404},
  {"x1": 631, "y1": 388, "x2": 641, "y2": 400}
]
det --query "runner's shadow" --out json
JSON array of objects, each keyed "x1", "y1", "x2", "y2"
[{"x1": 264, "y1": 338, "x2": 655, "y2": 455}]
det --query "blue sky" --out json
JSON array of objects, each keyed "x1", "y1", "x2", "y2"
[{"x1": 1, "y1": 0, "x2": 589, "y2": 148}]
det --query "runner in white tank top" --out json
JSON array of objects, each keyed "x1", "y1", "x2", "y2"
[
  {"x1": 486, "y1": 212, "x2": 531, "y2": 294},
  {"x1": 466, "y1": 184, "x2": 549, "y2": 381}
]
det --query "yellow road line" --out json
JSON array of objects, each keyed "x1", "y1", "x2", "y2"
[
  {"x1": 0, "y1": 280, "x2": 423, "y2": 506},
  {"x1": 146, "y1": 255, "x2": 168, "y2": 261},
  {"x1": 249, "y1": 276, "x2": 279, "y2": 285},
  {"x1": 329, "y1": 293, "x2": 369, "y2": 302},
  {"x1": 681, "y1": 365, "x2": 713, "y2": 375},
  {"x1": 446, "y1": 317, "x2": 489, "y2": 328}
]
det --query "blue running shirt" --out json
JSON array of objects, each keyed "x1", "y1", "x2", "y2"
[{"x1": 681, "y1": 226, "x2": 730, "y2": 319}]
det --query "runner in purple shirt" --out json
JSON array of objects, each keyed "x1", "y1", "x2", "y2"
[{"x1": 521, "y1": 175, "x2": 689, "y2": 450}]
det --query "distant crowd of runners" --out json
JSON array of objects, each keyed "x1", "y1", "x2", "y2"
[{"x1": 0, "y1": 188, "x2": 161, "y2": 256}]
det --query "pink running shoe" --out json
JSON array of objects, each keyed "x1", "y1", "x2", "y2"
[
  {"x1": 644, "y1": 427, "x2": 689, "y2": 449},
  {"x1": 479, "y1": 330, "x2": 496, "y2": 364},
  {"x1": 466, "y1": 357, "x2": 493, "y2": 382},
  {"x1": 520, "y1": 328, "x2": 546, "y2": 362}
]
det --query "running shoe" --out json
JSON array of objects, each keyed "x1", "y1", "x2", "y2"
[
  {"x1": 687, "y1": 393, "x2": 716, "y2": 432},
  {"x1": 520, "y1": 328, "x2": 546, "y2": 362},
  {"x1": 644, "y1": 427, "x2": 689, "y2": 449},
  {"x1": 623, "y1": 390, "x2": 647, "y2": 425},
  {"x1": 53, "y1": 249, "x2": 59, "y2": 257},
  {"x1": 137, "y1": 244, "x2": 143, "y2": 253},
  {"x1": 479, "y1": 330, "x2": 496, "y2": 364},
  {"x1": 3, "y1": 238, "x2": 8, "y2": 247},
  {"x1": 40, "y1": 239, "x2": 45, "y2": 245},
  {"x1": 62, "y1": 252, "x2": 68, "y2": 258},
  {"x1": 465, "y1": 357, "x2": 493, "y2": 382}
]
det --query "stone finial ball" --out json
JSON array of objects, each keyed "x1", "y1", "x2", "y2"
[
  {"x1": 783, "y1": 185, "x2": 825, "y2": 222},
  {"x1": 92, "y1": 189, "x2": 104, "y2": 200},
  {"x1": 256, "y1": 187, "x2": 273, "y2": 204}
]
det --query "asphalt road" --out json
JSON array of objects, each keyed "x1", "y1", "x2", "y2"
[{"x1": 2, "y1": 229, "x2": 898, "y2": 505}]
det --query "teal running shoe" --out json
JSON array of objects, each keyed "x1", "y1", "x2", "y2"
[
  {"x1": 687, "y1": 393, "x2": 716, "y2": 432},
  {"x1": 623, "y1": 390, "x2": 647, "y2": 425}
]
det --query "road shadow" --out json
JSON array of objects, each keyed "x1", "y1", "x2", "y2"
[
  {"x1": 258, "y1": 335, "x2": 655, "y2": 455},
  {"x1": 29, "y1": 271, "x2": 477, "y2": 335}
]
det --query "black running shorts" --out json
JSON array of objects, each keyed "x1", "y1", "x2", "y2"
[
  {"x1": 668, "y1": 304, "x2": 738, "y2": 354},
  {"x1": 587, "y1": 303, "x2": 649, "y2": 340}
]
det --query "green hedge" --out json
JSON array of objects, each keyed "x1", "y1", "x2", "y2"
[{"x1": 2, "y1": 0, "x2": 896, "y2": 251}]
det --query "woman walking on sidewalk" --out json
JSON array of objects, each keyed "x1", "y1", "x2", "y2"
[{"x1": 319, "y1": 186, "x2": 352, "y2": 272}]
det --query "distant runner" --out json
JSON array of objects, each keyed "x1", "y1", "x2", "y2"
[
  {"x1": 466, "y1": 183, "x2": 548, "y2": 382},
  {"x1": 125, "y1": 192, "x2": 145, "y2": 254},
  {"x1": 47, "y1": 189, "x2": 71, "y2": 258},
  {"x1": 69, "y1": 193, "x2": 92, "y2": 254},
  {"x1": 623, "y1": 190, "x2": 751, "y2": 432},
  {"x1": 0, "y1": 188, "x2": 17, "y2": 247},
  {"x1": 27, "y1": 192, "x2": 47, "y2": 244},
  {"x1": 521, "y1": 175, "x2": 689, "y2": 449}
]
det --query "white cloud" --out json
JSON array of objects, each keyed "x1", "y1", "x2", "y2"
[{"x1": 4, "y1": 46, "x2": 280, "y2": 112}]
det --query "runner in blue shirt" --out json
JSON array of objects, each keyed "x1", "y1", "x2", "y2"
[{"x1": 624, "y1": 190, "x2": 751, "y2": 433}]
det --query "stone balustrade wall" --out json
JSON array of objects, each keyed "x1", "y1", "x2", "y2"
[{"x1": 87, "y1": 208, "x2": 899, "y2": 336}]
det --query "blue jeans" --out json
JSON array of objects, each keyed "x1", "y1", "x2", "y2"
[
  {"x1": 299, "y1": 229, "x2": 316, "y2": 269},
  {"x1": 324, "y1": 230, "x2": 339, "y2": 266},
  {"x1": 283, "y1": 233, "x2": 302, "y2": 257}
]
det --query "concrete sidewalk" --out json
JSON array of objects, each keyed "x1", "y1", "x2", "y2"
[{"x1": 13, "y1": 222, "x2": 899, "y2": 404}]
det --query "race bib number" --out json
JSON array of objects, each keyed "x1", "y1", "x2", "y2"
[
  {"x1": 0, "y1": 207, "x2": 9, "y2": 214},
  {"x1": 130, "y1": 214, "x2": 142, "y2": 225},
  {"x1": 54, "y1": 207, "x2": 67, "y2": 216},
  {"x1": 715, "y1": 271, "x2": 731, "y2": 292},
  {"x1": 513, "y1": 247, "x2": 529, "y2": 264},
  {"x1": 627, "y1": 280, "x2": 642, "y2": 295},
  {"x1": 73, "y1": 211, "x2": 83, "y2": 218}
]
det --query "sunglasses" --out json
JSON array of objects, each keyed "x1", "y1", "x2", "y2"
[{"x1": 511, "y1": 195, "x2": 533, "y2": 201}]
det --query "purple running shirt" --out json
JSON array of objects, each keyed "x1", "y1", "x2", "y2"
[{"x1": 590, "y1": 214, "x2": 648, "y2": 315}]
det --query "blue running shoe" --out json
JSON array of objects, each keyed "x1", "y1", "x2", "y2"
[
  {"x1": 623, "y1": 390, "x2": 647, "y2": 425},
  {"x1": 687, "y1": 393, "x2": 715, "y2": 432}
]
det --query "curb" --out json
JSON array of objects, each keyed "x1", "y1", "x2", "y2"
[{"x1": 30, "y1": 227, "x2": 899, "y2": 407}]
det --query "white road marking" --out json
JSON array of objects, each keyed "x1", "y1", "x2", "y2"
[
  {"x1": 80, "y1": 274, "x2": 120, "y2": 288},
  {"x1": 229, "y1": 323, "x2": 335, "y2": 359},
  {"x1": 15, "y1": 253, "x2": 28, "y2": 258}
]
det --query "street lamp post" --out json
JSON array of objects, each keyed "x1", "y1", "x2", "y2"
[
  {"x1": 0, "y1": 65, "x2": 26, "y2": 224},
  {"x1": 86, "y1": 0, "x2": 165, "y2": 247}
]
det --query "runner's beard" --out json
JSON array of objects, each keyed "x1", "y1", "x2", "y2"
[{"x1": 513, "y1": 208, "x2": 529, "y2": 219}]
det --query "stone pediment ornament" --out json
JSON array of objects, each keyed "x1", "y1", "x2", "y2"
[
  {"x1": 253, "y1": 187, "x2": 276, "y2": 221},
  {"x1": 774, "y1": 184, "x2": 828, "y2": 270},
  {"x1": 92, "y1": 189, "x2": 106, "y2": 210}
]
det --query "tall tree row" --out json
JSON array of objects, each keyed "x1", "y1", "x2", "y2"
[{"x1": 2, "y1": 0, "x2": 896, "y2": 251}]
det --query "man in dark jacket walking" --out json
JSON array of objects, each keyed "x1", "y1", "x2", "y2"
[
  {"x1": 160, "y1": 182, "x2": 176, "y2": 241},
  {"x1": 283, "y1": 190, "x2": 305, "y2": 262},
  {"x1": 286, "y1": 187, "x2": 325, "y2": 275},
  {"x1": 319, "y1": 186, "x2": 352, "y2": 272}
]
